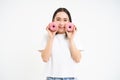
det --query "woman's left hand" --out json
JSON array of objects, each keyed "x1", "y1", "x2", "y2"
[{"x1": 66, "y1": 25, "x2": 77, "y2": 40}]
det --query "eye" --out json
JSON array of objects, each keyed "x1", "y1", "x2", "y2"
[
  {"x1": 64, "y1": 19, "x2": 68, "y2": 22},
  {"x1": 57, "y1": 19, "x2": 60, "y2": 21},
  {"x1": 56, "y1": 18, "x2": 61, "y2": 21}
]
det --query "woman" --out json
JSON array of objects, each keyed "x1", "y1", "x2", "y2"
[{"x1": 39, "y1": 7, "x2": 82, "y2": 80}]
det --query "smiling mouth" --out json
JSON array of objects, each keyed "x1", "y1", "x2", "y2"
[
  {"x1": 59, "y1": 26, "x2": 65, "y2": 28},
  {"x1": 59, "y1": 28, "x2": 65, "y2": 30}
]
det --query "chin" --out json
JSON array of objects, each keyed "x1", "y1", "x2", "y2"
[
  {"x1": 58, "y1": 30, "x2": 65, "y2": 33},
  {"x1": 57, "y1": 31, "x2": 65, "y2": 34}
]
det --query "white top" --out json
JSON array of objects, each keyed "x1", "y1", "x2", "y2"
[{"x1": 39, "y1": 33, "x2": 83, "y2": 79}]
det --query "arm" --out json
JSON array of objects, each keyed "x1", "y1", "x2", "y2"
[
  {"x1": 40, "y1": 38, "x2": 54, "y2": 62},
  {"x1": 66, "y1": 25, "x2": 82, "y2": 63},
  {"x1": 39, "y1": 23, "x2": 57, "y2": 62},
  {"x1": 68, "y1": 39, "x2": 82, "y2": 63}
]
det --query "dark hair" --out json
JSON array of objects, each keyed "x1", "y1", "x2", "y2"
[{"x1": 52, "y1": 7, "x2": 72, "y2": 22}]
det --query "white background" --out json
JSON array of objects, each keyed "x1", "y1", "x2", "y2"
[{"x1": 0, "y1": 0, "x2": 120, "y2": 80}]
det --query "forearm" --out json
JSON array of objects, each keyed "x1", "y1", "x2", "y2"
[
  {"x1": 41, "y1": 38, "x2": 53, "y2": 62},
  {"x1": 69, "y1": 39, "x2": 81, "y2": 63}
]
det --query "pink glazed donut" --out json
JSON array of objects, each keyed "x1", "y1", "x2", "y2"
[
  {"x1": 66, "y1": 23, "x2": 74, "y2": 32},
  {"x1": 49, "y1": 22, "x2": 58, "y2": 32}
]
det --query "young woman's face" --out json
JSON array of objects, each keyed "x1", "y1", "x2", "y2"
[{"x1": 54, "y1": 12, "x2": 70, "y2": 34}]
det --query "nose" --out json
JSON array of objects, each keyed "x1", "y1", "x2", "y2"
[{"x1": 59, "y1": 21, "x2": 65, "y2": 28}]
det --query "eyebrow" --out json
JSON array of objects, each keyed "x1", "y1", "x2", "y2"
[{"x1": 56, "y1": 17, "x2": 68, "y2": 20}]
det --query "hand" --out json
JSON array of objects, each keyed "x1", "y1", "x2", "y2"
[
  {"x1": 46, "y1": 23, "x2": 58, "y2": 39},
  {"x1": 66, "y1": 25, "x2": 77, "y2": 40}
]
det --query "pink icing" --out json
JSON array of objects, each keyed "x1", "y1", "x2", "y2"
[
  {"x1": 66, "y1": 23, "x2": 74, "y2": 32},
  {"x1": 49, "y1": 22, "x2": 58, "y2": 32}
]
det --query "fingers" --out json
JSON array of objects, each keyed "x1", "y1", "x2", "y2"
[
  {"x1": 73, "y1": 24, "x2": 77, "y2": 31},
  {"x1": 66, "y1": 25, "x2": 76, "y2": 33},
  {"x1": 46, "y1": 23, "x2": 57, "y2": 39},
  {"x1": 46, "y1": 23, "x2": 50, "y2": 31}
]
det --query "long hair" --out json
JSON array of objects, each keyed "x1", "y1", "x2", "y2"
[{"x1": 52, "y1": 8, "x2": 72, "y2": 22}]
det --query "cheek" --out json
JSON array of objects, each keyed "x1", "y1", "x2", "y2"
[
  {"x1": 56, "y1": 21, "x2": 60, "y2": 24},
  {"x1": 54, "y1": 21, "x2": 60, "y2": 24}
]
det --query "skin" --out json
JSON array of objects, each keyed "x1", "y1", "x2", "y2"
[{"x1": 40, "y1": 12, "x2": 81, "y2": 63}]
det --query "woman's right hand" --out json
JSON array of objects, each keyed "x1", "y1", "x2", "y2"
[{"x1": 46, "y1": 23, "x2": 58, "y2": 39}]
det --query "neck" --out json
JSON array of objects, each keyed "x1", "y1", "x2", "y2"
[{"x1": 56, "y1": 32, "x2": 65, "y2": 34}]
